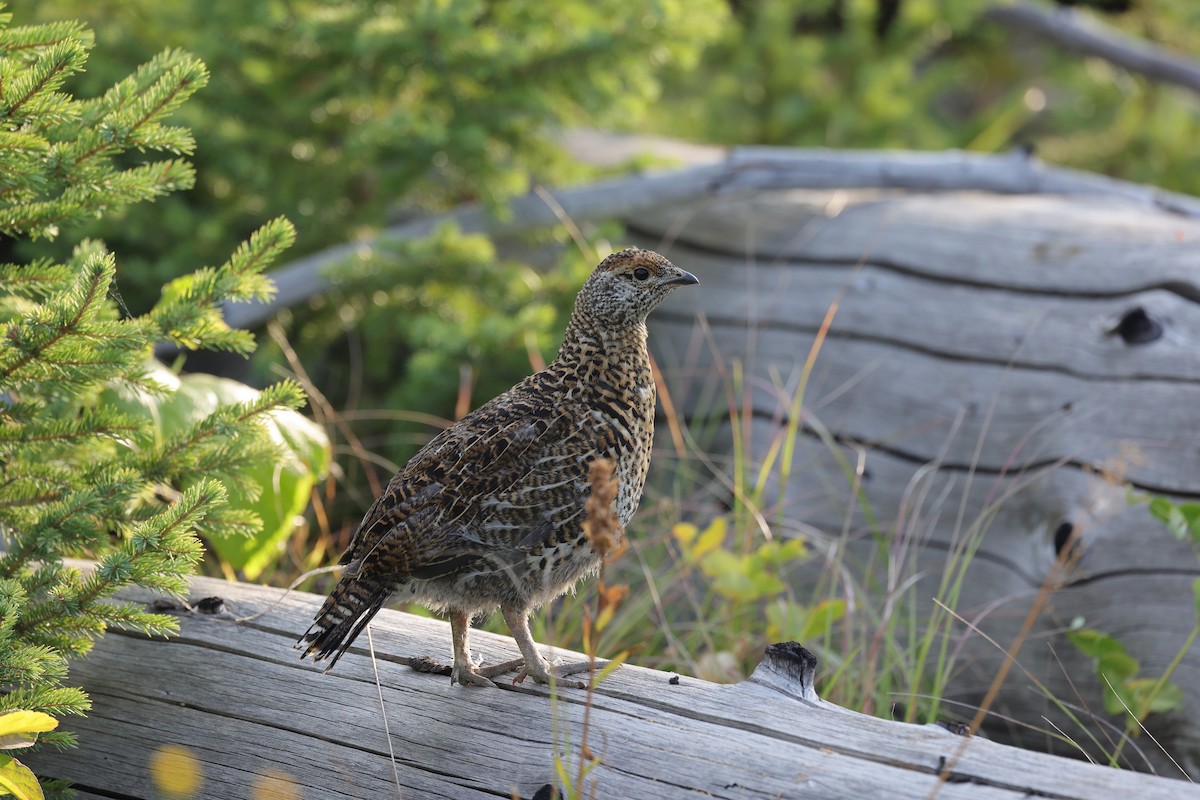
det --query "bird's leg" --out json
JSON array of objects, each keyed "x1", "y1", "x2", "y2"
[
  {"x1": 501, "y1": 606, "x2": 596, "y2": 688},
  {"x1": 448, "y1": 610, "x2": 498, "y2": 688}
]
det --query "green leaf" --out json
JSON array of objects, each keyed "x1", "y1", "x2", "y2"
[
  {"x1": 1101, "y1": 679, "x2": 1135, "y2": 717},
  {"x1": 1096, "y1": 650, "x2": 1139, "y2": 683},
  {"x1": 1126, "y1": 678, "x2": 1184, "y2": 715},
  {"x1": 801, "y1": 599, "x2": 846, "y2": 641},
  {"x1": 1146, "y1": 496, "x2": 1200, "y2": 541},
  {"x1": 0, "y1": 754, "x2": 44, "y2": 800},
  {"x1": 1067, "y1": 629, "x2": 1125, "y2": 662},
  {"x1": 1193, "y1": 578, "x2": 1200, "y2": 622},
  {"x1": 210, "y1": 405, "x2": 330, "y2": 578}
]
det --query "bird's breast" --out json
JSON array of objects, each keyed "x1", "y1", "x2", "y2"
[{"x1": 584, "y1": 365, "x2": 655, "y2": 528}]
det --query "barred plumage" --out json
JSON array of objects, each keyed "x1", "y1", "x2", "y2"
[{"x1": 298, "y1": 248, "x2": 698, "y2": 686}]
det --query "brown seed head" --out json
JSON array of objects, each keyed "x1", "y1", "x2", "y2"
[{"x1": 582, "y1": 458, "x2": 622, "y2": 558}]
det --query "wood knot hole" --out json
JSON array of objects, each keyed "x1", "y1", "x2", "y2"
[
  {"x1": 1053, "y1": 521, "x2": 1081, "y2": 560},
  {"x1": 1111, "y1": 307, "x2": 1163, "y2": 345}
]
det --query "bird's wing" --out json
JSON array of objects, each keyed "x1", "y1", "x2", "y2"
[{"x1": 338, "y1": 379, "x2": 614, "y2": 581}]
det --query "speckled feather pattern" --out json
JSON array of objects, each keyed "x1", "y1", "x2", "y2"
[{"x1": 300, "y1": 248, "x2": 697, "y2": 672}]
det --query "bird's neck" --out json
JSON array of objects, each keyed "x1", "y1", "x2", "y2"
[{"x1": 554, "y1": 311, "x2": 649, "y2": 372}]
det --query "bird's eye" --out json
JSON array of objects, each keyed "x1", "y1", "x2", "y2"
[{"x1": 633, "y1": 267, "x2": 650, "y2": 281}]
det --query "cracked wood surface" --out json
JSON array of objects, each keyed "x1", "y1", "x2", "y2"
[
  {"x1": 632, "y1": 187, "x2": 1200, "y2": 777},
  {"x1": 26, "y1": 576, "x2": 1199, "y2": 799}
]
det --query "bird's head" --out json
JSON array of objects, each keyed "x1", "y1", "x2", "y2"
[{"x1": 574, "y1": 248, "x2": 699, "y2": 328}]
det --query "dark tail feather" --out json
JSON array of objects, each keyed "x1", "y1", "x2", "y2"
[{"x1": 298, "y1": 578, "x2": 389, "y2": 671}]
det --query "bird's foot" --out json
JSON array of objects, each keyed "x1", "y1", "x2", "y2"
[
  {"x1": 414, "y1": 653, "x2": 610, "y2": 689},
  {"x1": 408, "y1": 654, "x2": 501, "y2": 688},
  {"x1": 514, "y1": 657, "x2": 608, "y2": 689},
  {"x1": 449, "y1": 659, "x2": 501, "y2": 688}
]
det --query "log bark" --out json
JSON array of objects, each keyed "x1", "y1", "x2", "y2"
[{"x1": 25, "y1": 575, "x2": 1199, "y2": 799}]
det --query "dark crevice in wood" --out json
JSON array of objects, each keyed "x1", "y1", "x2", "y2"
[
  {"x1": 589, "y1": 762, "x2": 740, "y2": 800},
  {"x1": 629, "y1": 224, "x2": 1200, "y2": 305},
  {"x1": 1061, "y1": 566, "x2": 1200, "y2": 590},
  {"x1": 42, "y1": 783, "x2": 140, "y2": 800},
  {"x1": 877, "y1": 530, "x2": 1046, "y2": 590},
  {"x1": 683, "y1": 407, "x2": 1200, "y2": 501},
  {"x1": 656, "y1": 311, "x2": 1200, "y2": 386}
]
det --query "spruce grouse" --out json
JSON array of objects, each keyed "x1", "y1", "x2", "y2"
[{"x1": 299, "y1": 248, "x2": 697, "y2": 686}]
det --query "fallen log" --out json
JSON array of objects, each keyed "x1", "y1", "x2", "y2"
[{"x1": 28, "y1": 575, "x2": 1198, "y2": 799}]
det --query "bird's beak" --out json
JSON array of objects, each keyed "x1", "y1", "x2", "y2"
[{"x1": 664, "y1": 269, "x2": 699, "y2": 287}]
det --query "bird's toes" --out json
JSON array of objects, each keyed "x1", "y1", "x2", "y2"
[
  {"x1": 514, "y1": 658, "x2": 590, "y2": 689},
  {"x1": 553, "y1": 659, "x2": 604, "y2": 679},
  {"x1": 450, "y1": 664, "x2": 498, "y2": 689},
  {"x1": 475, "y1": 657, "x2": 525, "y2": 679}
]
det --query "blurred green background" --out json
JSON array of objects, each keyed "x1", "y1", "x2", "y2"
[{"x1": 16, "y1": 0, "x2": 1200, "y2": 584}]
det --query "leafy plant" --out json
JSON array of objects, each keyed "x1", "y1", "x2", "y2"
[
  {"x1": 0, "y1": 711, "x2": 57, "y2": 800},
  {"x1": 1061, "y1": 493, "x2": 1200, "y2": 764},
  {"x1": 1068, "y1": 626, "x2": 1186, "y2": 729}
]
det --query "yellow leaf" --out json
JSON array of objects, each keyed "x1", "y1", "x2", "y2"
[
  {"x1": 595, "y1": 603, "x2": 616, "y2": 634},
  {"x1": 672, "y1": 522, "x2": 698, "y2": 548},
  {"x1": 595, "y1": 651, "x2": 629, "y2": 685},
  {"x1": 691, "y1": 517, "x2": 727, "y2": 559},
  {"x1": 0, "y1": 711, "x2": 57, "y2": 750},
  {"x1": 0, "y1": 755, "x2": 43, "y2": 800}
]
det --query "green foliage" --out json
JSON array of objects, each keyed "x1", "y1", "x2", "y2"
[
  {"x1": 21, "y1": 1, "x2": 724, "y2": 564},
  {"x1": 1145, "y1": 495, "x2": 1200, "y2": 544},
  {"x1": 0, "y1": 8, "x2": 324, "y2": 788},
  {"x1": 650, "y1": 0, "x2": 1200, "y2": 195},
  {"x1": 24, "y1": 0, "x2": 725, "y2": 312},
  {"x1": 673, "y1": 517, "x2": 808, "y2": 602},
  {"x1": 1067, "y1": 627, "x2": 1184, "y2": 721},
  {"x1": 1062, "y1": 494, "x2": 1200, "y2": 762}
]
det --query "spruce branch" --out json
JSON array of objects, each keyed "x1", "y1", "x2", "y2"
[
  {"x1": 66, "y1": 49, "x2": 208, "y2": 168},
  {"x1": 0, "y1": 260, "x2": 73, "y2": 298},
  {"x1": 148, "y1": 218, "x2": 293, "y2": 352},
  {"x1": 0, "y1": 21, "x2": 92, "y2": 58},
  {"x1": 0, "y1": 252, "x2": 113, "y2": 384},
  {"x1": 0, "y1": 12, "x2": 311, "y2": 779},
  {"x1": 0, "y1": 40, "x2": 86, "y2": 126}
]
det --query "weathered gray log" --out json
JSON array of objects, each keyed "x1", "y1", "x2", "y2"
[
  {"x1": 26, "y1": 576, "x2": 1199, "y2": 799},
  {"x1": 218, "y1": 148, "x2": 1200, "y2": 334},
  {"x1": 985, "y1": 2, "x2": 1200, "y2": 95},
  {"x1": 631, "y1": 185, "x2": 1200, "y2": 777}
]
